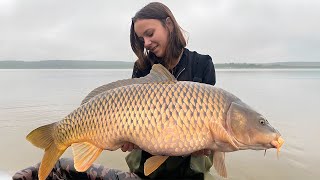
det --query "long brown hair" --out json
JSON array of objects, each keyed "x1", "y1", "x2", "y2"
[{"x1": 130, "y1": 2, "x2": 186, "y2": 70}]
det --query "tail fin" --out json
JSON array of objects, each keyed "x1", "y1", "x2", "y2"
[{"x1": 26, "y1": 123, "x2": 67, "y2": 180}]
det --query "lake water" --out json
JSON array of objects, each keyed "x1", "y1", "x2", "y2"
[{"x1": 0, "y1": 69, "x2": 319, "y2": 179}]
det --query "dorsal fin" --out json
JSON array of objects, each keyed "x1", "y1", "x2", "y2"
[
  {"x1": 81, "y1": 64, "x2": 176, "y2": 104},
  {"x1": 149, "y1": 64, "x2": 176, "y2": 82}
]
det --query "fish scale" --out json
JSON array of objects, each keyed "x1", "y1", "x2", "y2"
[{"x1": 53, "y1": 82, "x2": 230, "y2": 156}]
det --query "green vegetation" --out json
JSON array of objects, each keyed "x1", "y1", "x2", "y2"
[{"x1": 0, "y1": 60, "x2": 319, "y2": 69}]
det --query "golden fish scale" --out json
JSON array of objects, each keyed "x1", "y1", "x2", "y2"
[{"x1": 54, "y1": 81, "x2": 232, "y2": 155}]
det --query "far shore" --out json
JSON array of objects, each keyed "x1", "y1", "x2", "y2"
[{"x1": 0, "y1": 60, "x2": 320, "y2": 69}]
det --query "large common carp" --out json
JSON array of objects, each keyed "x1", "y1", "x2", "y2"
[{"x1": 27, "y1": 64, "x2": 284, "y2": 180}]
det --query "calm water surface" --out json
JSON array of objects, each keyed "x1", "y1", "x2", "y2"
[{"x1": 0, "y1": 69, "x2": 319, "y2": 179}]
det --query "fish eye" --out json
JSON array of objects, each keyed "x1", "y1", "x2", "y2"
[{"x1": 259, "y1": 119, "x2": 266, "y2": 125}]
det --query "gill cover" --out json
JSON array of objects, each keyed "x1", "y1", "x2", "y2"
[{"x1": 226, "y1": 102, "x2": 277, "y2": 146}]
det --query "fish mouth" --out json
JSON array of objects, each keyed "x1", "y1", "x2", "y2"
[
  {"x1": 232, "y1": 136, "x2": 284, "y2": 152},
  {"x1": 270, "y1": 136, "x2": 284, "y2": 157}
]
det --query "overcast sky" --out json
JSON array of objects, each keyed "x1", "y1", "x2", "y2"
[{"x1": 1, "y1": 0, "x2": 319, "y2": 63}]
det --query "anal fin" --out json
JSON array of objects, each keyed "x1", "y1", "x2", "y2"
[
  {"x1": 71, "y1": 142, "x2": 103, "y2": 172},
  {"x1": 144, "y1": 155, "x2": 169, "y2": 176}
]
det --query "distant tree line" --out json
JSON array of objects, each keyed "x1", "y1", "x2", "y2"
[
  {"x1": 0, "y1": 60, "x2": 134, "y2": 69},
  {"x1": 215, "y1": 62, "x2": 320, "y2": 69},
  {"x1": 0, "y1": 60, "x2": 319, "y2": 69}
]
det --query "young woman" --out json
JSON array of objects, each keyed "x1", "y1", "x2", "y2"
[
  {"x1": 123, "y1": 2, "x2": 216, "y2": 179},
  {"x1": 13, "y1": 2, "x2": 216, "y2": 180}
]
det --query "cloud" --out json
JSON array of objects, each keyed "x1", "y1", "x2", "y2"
[{"x1": 1, "y1": 0, "x2": 319, "y2": 63}]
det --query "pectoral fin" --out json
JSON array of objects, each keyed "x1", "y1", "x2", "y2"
[
  {"x1": 144, "y1": 155, "x2": 169, "y2": 176},
  {"x1": 71, "y1": 142, "x2": 103, "y2": 172},
  {"x1": 213, "y1": 151, "x2": 227, "y2": 178},
  {"x1": 210, "y1": 121, "x2": 238, "y2": 150}
]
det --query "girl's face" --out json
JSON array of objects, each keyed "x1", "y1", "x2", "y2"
[{"x1": 134, "y1": 19, "x2": 170, "y2": 58}]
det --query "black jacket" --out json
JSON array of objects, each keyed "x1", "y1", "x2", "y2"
[
  {"x1": 127, "y1": 48, "x2": 216, "y2": 179},
  {"x1": 132, "y1": 48, "x2": 216, "y2": 86}
]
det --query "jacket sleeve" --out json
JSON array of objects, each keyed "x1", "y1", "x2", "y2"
[{"x1": 202, "y1": 55, "x2": 216, "y2": 86}]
